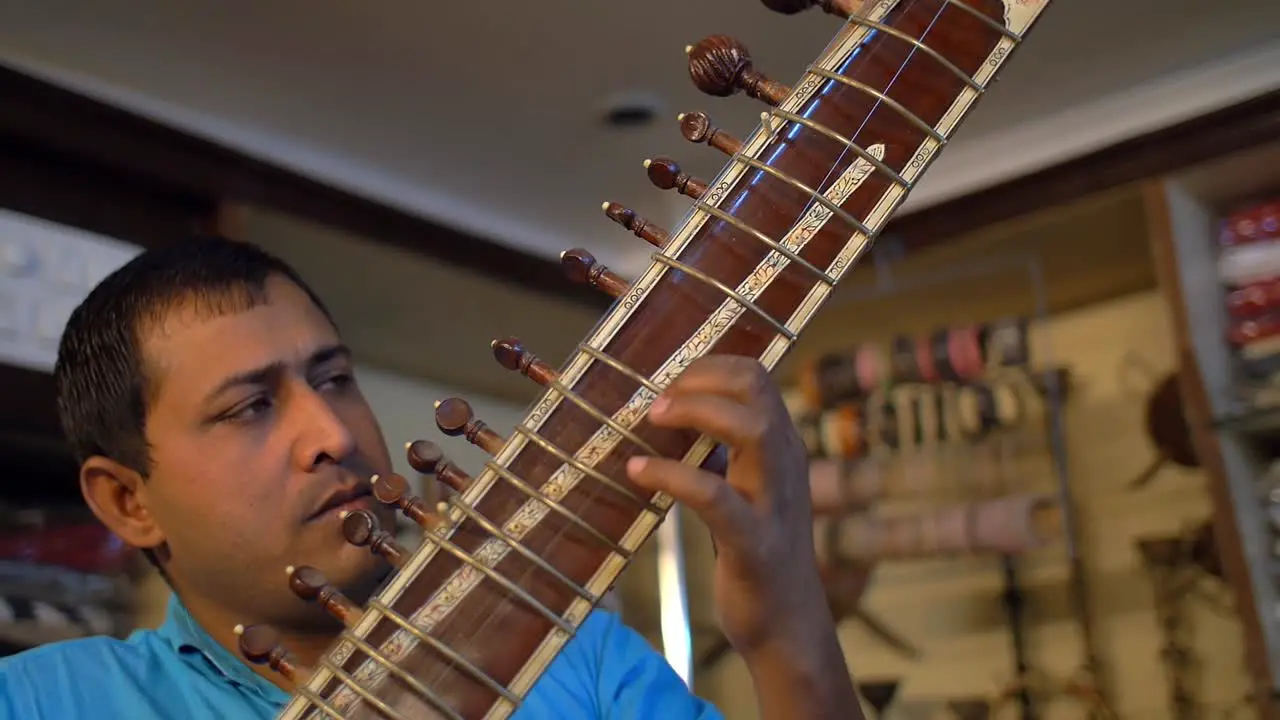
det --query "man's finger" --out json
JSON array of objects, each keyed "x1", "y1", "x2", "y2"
[
  {"x1": 648, "y1": 393, "x2": 768, "y2": 449},
  {"x1": 626, "y1": 455, "x2": 753, "y2": 549},
  {"x1": 665, "y1": 355, "x2": 772, "y2": 404}
]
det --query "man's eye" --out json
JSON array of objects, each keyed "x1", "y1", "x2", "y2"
[
  {"x1": 318, "y1": 373, "x2": 354, "y2": 391},
  {"x1": 224, "y1": 397, "x2": 272, "y2": 423}
]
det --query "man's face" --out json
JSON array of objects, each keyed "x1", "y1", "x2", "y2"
[{"x1": 139, "y1": 275, "x2": 396, "y2": 628}]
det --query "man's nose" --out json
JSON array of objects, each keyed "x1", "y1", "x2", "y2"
[{"x1": 292, "y1": 386, "x2": 357, "y2": 470}]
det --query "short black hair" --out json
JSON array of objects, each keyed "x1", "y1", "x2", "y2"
[{"x1": 54, "y1": 236, "x2": 336, "y2": 475}]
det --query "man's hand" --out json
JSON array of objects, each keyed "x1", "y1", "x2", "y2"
[{"x1": 625, "y1": 355, "x2": 862, "y2": 720}]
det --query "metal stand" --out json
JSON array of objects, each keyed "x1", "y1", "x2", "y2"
[
  {"x1": 828, "y1": 241, "x2": 1110, "y2": 716},
  {"x1": 1001, "y1": 556, "x2": 1036, "y2": 720},
  {"x1": 1137, "y1": 530, "x2": 1213, "y2": 720}
]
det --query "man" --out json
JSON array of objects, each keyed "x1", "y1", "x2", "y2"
[{"x1": 0, "y1": 237, "x2": 859, "y2": 719}]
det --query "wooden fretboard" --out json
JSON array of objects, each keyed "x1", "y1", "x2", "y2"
[{"x1": 278, "y1": 1, "x2": 1051, "y2": 718}]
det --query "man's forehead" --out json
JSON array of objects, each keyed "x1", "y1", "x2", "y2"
[{"x1": 139, "y1": 279, "x2": 340, "y2": 399}]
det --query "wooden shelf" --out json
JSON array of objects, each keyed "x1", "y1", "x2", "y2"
[{"x1": 1147, "y1": 138, "x2": 1280, "y2": 714}]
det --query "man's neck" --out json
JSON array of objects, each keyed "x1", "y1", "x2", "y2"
[{"x1": 178, "y1": 590, "x2": 343, "y2": 695}]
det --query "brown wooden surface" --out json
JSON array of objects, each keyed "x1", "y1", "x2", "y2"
[
  {"x1": 1143, "y1": 180, "x2": 1280, "y2": 718},
  {"x1": 308, "y1": 3, "x2": 1021, "y2": 717}
]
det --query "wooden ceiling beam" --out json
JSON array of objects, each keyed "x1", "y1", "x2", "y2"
[{"x1": 886, "y1": 89, "x2": 1280, "y2": 252}]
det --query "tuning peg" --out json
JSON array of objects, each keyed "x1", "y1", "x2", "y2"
[
  {"x1": 560, "y1": 248, "x2": 629, "y2": 299},
  {"x1": 759, "y1": 0, "x2": 850, "y2": 17},
  {"x1": 435, "y1": 397, "x2": 506, "y2": 455},
  {"x1": 406, "y1": 439, "x2": 473, "y2": 493},
  {"x1": 602, "y1": 202, "x2": 669, "y2": 248},
  {"x1": 678, "y1": 112, "x2": 743, "y2": 156},
  {"x1": 235, "y1": 624, "x2": 312, "y2": 683},
  {"x1": 285, "y1": 565, "x2": 364, "y2": 628},
  {"x1": 644, "y1": 157, "x2": 708, "y2": 199},
  {"x1": 340, "y1": 508, "x2": 412, "y2": 567},
  {"x1": 372, "y1": 470, "x2": 446, "y2": 529},
  {"x1": 492, "y1": 337, "x2": 558, "y2": 386},
  {"x1": 686, "y1": 35, "x2": 791, "y2": 106}
]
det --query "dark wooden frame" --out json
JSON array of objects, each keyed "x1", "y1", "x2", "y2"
[
  {"x1": 889, "y1": 89, "x2": 1280, "y2": 252},
  {"x1": 1144, "y1": 183, "x2": 1280, "y2": 719}
]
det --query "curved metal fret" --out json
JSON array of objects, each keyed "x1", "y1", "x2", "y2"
[
  {"x1": 321, "y1": 659, "x2": 410, "y2": 720},
  {"x1": 483, "y1": 460, "x2": 632, "y2": 558},
  {"x1": 367, "y1": 598, "x2": 520, "y2": 707},
  {"x1": 650, "y1": 253, "x2": 797, "y2": 341},
  {"x1": 844, "y1": 17, "x2": 982, "y2": 90},
  {"x1": 547, "y1": 378, "x2": 660, "y2": 456},
  {"x1": 419, "y1": 514, "x2": 573, "y2": 633},
  {"x1": 765, "y1": 108, "x2": 908, "y2": 189},
  {"x1": 943, "y1": 0, "x2": 1022, "y2": 41},
  {"x1": 444, "y1": 493, "x2": 598, "y2": 604},
  {"x1": 730, "y1": 154, "x2": 873, "y2": 238},
  {"x1": 577, "y1": 343, "x2": 664, "y2": 395},
  {"x1": 338, "y1": 631, "x2": 465, "y2": 720},
  {"x1": 512, "y1": 423, "x2": 663, "y2": 515},
  {"x1": 806, "y1": 66, "x2": 947, "y2": 143},
  {"x1": 693, "y1": 200, "x2": 837, "y2": 285},
  {"x1": 299, "y1": 689, "x2": 347, "y2": 720}
]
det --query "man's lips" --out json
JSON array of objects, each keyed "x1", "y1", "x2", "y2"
[{"x1": 308, "y1": 486, "x2": 374, "y2": 521}]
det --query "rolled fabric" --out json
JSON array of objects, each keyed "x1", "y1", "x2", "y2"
[
  {"x1": 855, "y1": 343, "x2": 887, "y2": 394},
  {"x1": 817, "y1": 405, "x2": 865, "y2": 459},
  {"x1": 793, "y1": 412, "x2": 825, "y2": 459},
  {"x1": 864, "y1": 391, "x2": 899, "y2": 452},
  {"x1": 1219, "y1": 200, "x2": 1280, "y2": 247},
  {"x1": 915, "y1": 334, "x2": 940, "y2": 383},
  {"x1": 949, "y1": 325, "x2": 985, "y2": 380},
  {"x1": 1230, "y1": 315, "x2": 1280, "y2": 348},
  {"x1": 1219, "y1": 240, "x2": 1280, "y2": 287},
  {"x1": 930, "y1": 328, "x2": 960, "y2": 382},
  {"x1": 817, "y1": 494, "x2": 1060, "y2": 561},
  {"x1": 1238, "y1": 336, "x2": 1280, "y2": 381},
  {"x1": 982, "y1": 317, "x2": 1031, "y2": 368},
  {"x1": 956, "y1": 383, "x2": 999, "y2": 438},
  {"x1": 1226, "y1": 278, "x2": 1280, "y2": 319},
  {"x1": 797, "y1": 357, "x2": 824, "y2": 411},
  {"x1": 809, "y1": 458, "x2": 884, "y2": 513},
  {"x1": 815, "y1": 351, "x2": 862, "y2": 409},
  {"x1": 890, "y1": 335, "x2": 919, "y2": 383}
]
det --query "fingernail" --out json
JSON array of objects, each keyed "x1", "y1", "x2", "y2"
[
  {"x1": 649, "y1": 396, "x2": 669, "y2": 415},
  {"x1": 627, "y1": 456, "x2": 648, "y2": 475}
]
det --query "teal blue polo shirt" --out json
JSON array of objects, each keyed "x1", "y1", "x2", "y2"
[{"x1": 0, "y1": 594, "x2": 720, "y2": 719}]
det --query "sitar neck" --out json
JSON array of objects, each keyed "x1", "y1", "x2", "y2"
[{"x1": 277, "y1": 2, "x2": 1052, "y2": 718}]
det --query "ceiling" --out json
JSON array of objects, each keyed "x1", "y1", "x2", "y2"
[{"x1": 0, "y1": 0, "x2": 1277, "y2": 280}]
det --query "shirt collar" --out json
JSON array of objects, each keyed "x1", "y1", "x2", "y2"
[{"x1": 156, "y1": 593, "x2": 291, "y2": 704}]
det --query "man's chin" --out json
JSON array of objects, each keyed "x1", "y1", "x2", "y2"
[{"x1": 318, "y1": 545, "x2": 393, "y2": 602}]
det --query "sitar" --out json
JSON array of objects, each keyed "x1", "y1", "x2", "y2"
[{"x1": 236, "y1": 1, "x2": 1054, "y2": 717}]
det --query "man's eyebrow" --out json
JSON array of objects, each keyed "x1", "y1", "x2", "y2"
[
  {"x1": 204, "y1": 343, "x2": 352, "y2": 403},
  {"x1": 310, "y1": 343, "x2": 352, "y2": 368}
]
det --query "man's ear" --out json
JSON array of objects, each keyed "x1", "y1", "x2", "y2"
[{"x1": 80, "y1": 457, "x2": 165, "y2": 551}]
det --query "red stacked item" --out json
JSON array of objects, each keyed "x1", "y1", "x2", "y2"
[
  {"x1": 1221, "y1": 199, "x2": 1280, "y2": 383},
  {"x1": 0, "y1": 520, "x2": 136, "y2": 577}
]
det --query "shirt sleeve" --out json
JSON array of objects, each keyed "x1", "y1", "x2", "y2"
[
  {"x1": 0, "y1": 653, "x2": 40, "y2": 719},
  {"x1": 589, "y1": 610, "x2": 724, "y2": 720}
]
